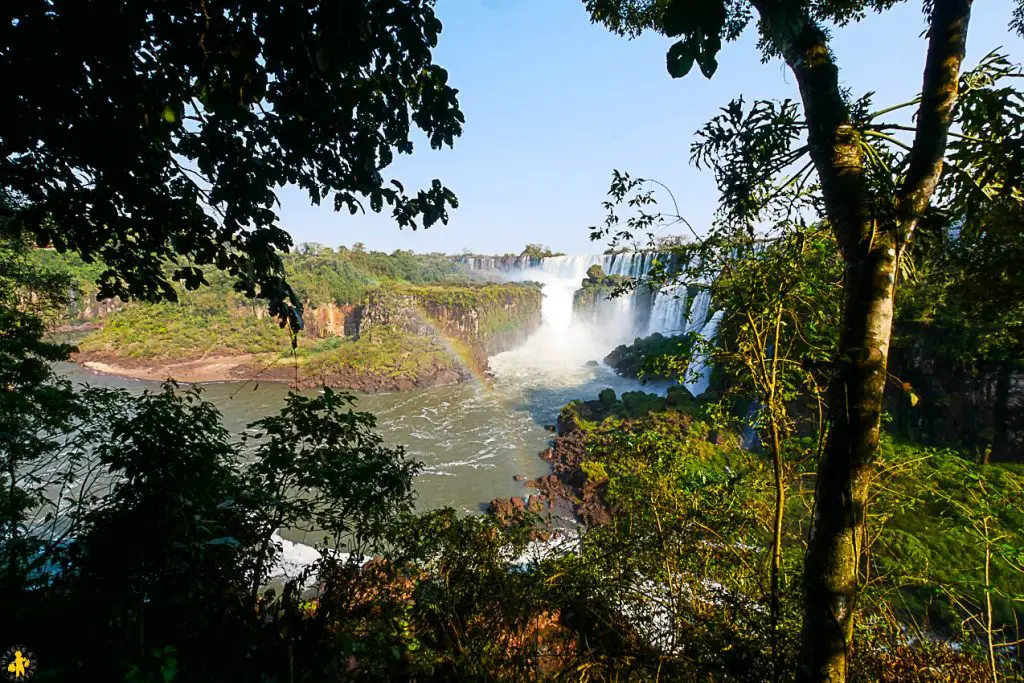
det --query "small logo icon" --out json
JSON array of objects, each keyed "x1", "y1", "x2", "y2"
[{"x1": 3, "y1": 647, "x2": 35, "y2": 680}]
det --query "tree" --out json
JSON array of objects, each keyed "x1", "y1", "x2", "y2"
[
  {"x1": 895, "y1": 201, "x2": 1024, "y2": 462},
  {"x1": 0, "y1": 230, "x2": 132, "y2": 605},
  {"x1": 586, "y1": 1, "x2": 1023, "y2": 679},
  {"x1": 595, "y1": 188, "x2": 843, "y2": 678},
  {"x1": 702, "y1": 228, "x2": 840, "y2": 677},
  {"x1": 27, "y1": 383, "x2": 424, "y2": 681},
  {"x1": 1, "y1": 0, "x2": 464, "y2": 328}
]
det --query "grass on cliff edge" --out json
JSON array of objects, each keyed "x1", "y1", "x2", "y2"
[
  {"x1": 79, "y1": 280, "x2": 538, "y2": 366},
  {"x1": 386, "y1": 282, "x2": 542, "y2": 338},
  {"x1": 77, "y1": 289, "x2": 466, "y2": 380},
  {"x1": 77, "y1": 289, "x2": 288, "y2": 360},
  {"x1": 291, "y1": 326, "x2": 463, "y2": 380}
]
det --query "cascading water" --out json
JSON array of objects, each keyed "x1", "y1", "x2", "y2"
[
  {"x1": 647, "y1": 285, "x2": 689, "y2": 336},
  {"x1": 496, "y1": 255, "x2": 627, "y2": 371},
  {"x1": 683, "y1": 289, "x2": 711, "y2": 334},
  {"x1": 465, "y1": 251, "x2": 723, "y2": 396},
  {"x1": 684, "y1": 310, "x2": 723, "y2": 396}
]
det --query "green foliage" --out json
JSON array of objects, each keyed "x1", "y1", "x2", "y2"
[
  {"x1": 572, "y1": 265, "x2": 632, "y2": 322},
  {"x1": 2, "y1": 0, "x2": 464, "y2": 324},
  {"x1": 284, "y1": 247, "x2": 468, "y2": 306},
  {"x1": 584, "y1": 0, "x2": 947, "y2": 68},
  {"x1": 868, "y1": 442, "x2": 1024, "y2": 646},
  {"x1": 294, "y1": 326, "x2": 463, "y2": 381},
  {"x1": 395, "y1": 281, "x2": 542, "y2": 339},
  {"x1": 548, "y1": 400, "x2": 1018, "y2": 679},
  {"x1": 0, "y1": 231, "x2": 131, "y2": 594},
  {"x1": 384, "y1": 510, "x2": 562, "y2": 679},
  {"x1": 562, "y1": 386, "x2": 693, "y2": 425},
  {"x1": 604, "y1": 331, "x2": 700, "y2": 381},
  {"x1": 243, "y1": 389, "x2": 421, "y2": 557},
  {"x1": 579, "y1": 264, "x2": 629, "y2": 290},
  {"x1": 79, "y1": 297, "x2": 288, "y2": 360},
  {"x1": 18, "y1": 383, "x2": 423, "y2": 682},
  {"x1": 551, "y1": 407, "x2": 787, "y2": 678},
  {"x1": 519, "y1": 243, "x2": 563, "y2": 261}
]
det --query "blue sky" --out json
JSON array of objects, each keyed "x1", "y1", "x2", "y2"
[{"x1": 278, "y1": 0, "x2": 1024, "y2": 256}]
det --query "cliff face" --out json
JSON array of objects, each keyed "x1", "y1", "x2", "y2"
[
  {"x1": 303, "y1": 303, "x2": 362, "y2": 339},
  {"x1": 53, "y1": 294, "x2": 125, "y2": 331},
  {"x1": 361, "y1": 283, "x2": 543, "y2": 366},
  {"x1": 74, "y1": 282, "x2": 543, "y2": 393}
]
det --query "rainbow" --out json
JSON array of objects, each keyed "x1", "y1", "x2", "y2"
[{"x1": 407, "y1": 304, "x2": 496, "y2": 394}]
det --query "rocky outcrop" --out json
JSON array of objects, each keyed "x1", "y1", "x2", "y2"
[
  {"x1": 603, "y1": 332, "x2": 695, "y2": 381},
  {"x1": 489, "y1": 388, "x2": 701, "y2": 529},
  {"x1": 571, "y1": 266, "x2": 632, "y2": 328},
  {"x1": 303, "y1": 303, "x2": 362, "y2": 339},
  {"x1": 73, "y1": 295, "x2": 124, "y2": 321},
  {"x1": 53, "y1": 294, "x2": 124, "y2": 331}
]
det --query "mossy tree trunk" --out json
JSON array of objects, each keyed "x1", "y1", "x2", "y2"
[{"x1": 747, "y1": 1, "x2": 973, "y2": 680}]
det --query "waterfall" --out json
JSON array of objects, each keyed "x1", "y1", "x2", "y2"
[
  {"x1": 531, "y1": 255, "x2": 637, "y2": 350},
  {"x1": 647, "y1": 285, "x2": 689, "y2": 336},
  {"x1": 459, "y1": 251, "x2": 724, "y2": 396},
  {"x1": 683, "y1": 289, "x2": 711, "y2": 334},
  {"x1": 534, "y1": 255, "x2": 603, "y2": 338},
  {"x1": 684, "y1": 310, "x2": 723, "y2": 396}
]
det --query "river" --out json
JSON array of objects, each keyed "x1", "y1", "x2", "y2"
[
  {"x1": 53, "y1": 257, "x2": 675, "y2": 554},
  {"x1": 57, "y1": 354, "x2": 652, "y2": 518}
]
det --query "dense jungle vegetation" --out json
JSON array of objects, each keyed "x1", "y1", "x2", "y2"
[{"x1": 1, "y1": 0, "x2": 1023, "y2": 682}]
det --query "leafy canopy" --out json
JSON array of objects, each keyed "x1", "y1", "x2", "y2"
[{"x1": 0, "y1": 0, "x2": 464, "y2": 325}]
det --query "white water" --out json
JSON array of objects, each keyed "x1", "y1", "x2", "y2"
[
  {"x1": 684, "y1": 310, "x2": 723, "y2": 396},
  {"x1": 483, "y1": 252, "x2": 724, "y2": 396},
  {"x1": 493, "y1": 255, "x2": 632, "y2": 374},
  {"x1": 647, "y1": 285, "x2": 689, "y2": 336},
  {"x1": 260, "y1": 252, "x2": 725, "y2": 590}
]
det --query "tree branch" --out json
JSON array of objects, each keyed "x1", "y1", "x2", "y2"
[
  {"x1": 896, "y1": 0, "x2": 973, "y2": 241},
  {"x1": 750, "y1": 0, "x2": 867, "y2": 258}
]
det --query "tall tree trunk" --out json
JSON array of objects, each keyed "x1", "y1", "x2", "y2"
[
  {"x1": 800, "y1": 231, "x2": 898, "y2": 680},
  {"x1": 748, "y1": 1, "x2": 973, "y2": 680}
]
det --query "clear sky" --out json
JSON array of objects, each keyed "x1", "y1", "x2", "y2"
[{"x1": 278, "y1": 0, "x2": 1024, "y2": 256}]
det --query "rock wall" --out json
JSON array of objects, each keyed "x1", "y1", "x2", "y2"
[
  {"x1": 361, "y1": 283, "x2": 543, "y2": 364},
  {"x1": 303, "y1": 303, "x2": 362, "y2": 339},
  {"x1": 571, "y1": 267, "x2": 633, "y2": 328},
  {"x1": 53, "y1": 293, "x2": 125, "y2": 331}
]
